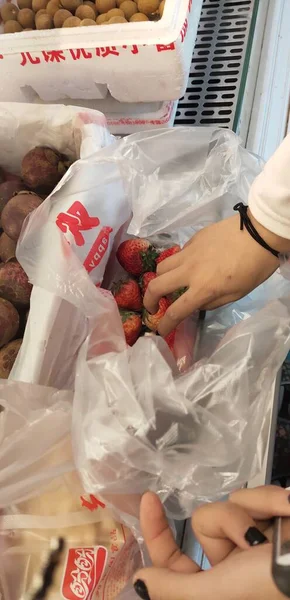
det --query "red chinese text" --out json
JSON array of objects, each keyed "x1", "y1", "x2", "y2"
[
  {"x1": 20, "y1": 51, "x2": 40, "y2": 66},
  {"x1": 56, "y1": 201, "x2": 100, "y2": 247},
  {"x1": 180, "y1": 18, "x2": 188, "y2": 43},
  {"x1": 69, "y1": 48, "x2": 92, "y2": 60},
  {"x1": 42, "y1": 50, "x2": 65, "y2": 63},
  {"x1": 156, "y1": 42, "x2": 175, "y2": 52},
  {"x1": 122, "y1": 44, "x2": 139, "y2": 55},
  {"x1": 96, "y1": 46, "x2": 119, "y2": 57},
  {"x1": 80, "y1": 494, "x2": 106, "y2": 512}
]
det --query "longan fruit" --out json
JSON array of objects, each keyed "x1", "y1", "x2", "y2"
[
  {"x1": 60, "y1": 0, "x2": 82, "y2": 11},
  {"x1": 17, "y1": 8, "x2": 35, "y2": 27},
  {"x1": 18, "y1": 0, "x2": 33, "y2": 8},
  {"x1": 107, "y1": 14, "x2": 126, "y2": 21},
  {"x1": 1, "y1": 3, "x2": 19, "y2": 22},
  {"x1": 129, "y1": 10, "x2": 147, "y2": 19},
  {"x1": 46, "y1": 0, "x2": 61, "y2": 15},
  {"x1": 106, "y1": 7, "x2": 123, "y2": 17},
  {"x1": 35, "y1": 8, "x2": 47, "y2": 16},
  {"x1": 32, "y1": 0, "x2": 48, "y2": 11},
  {"x1": 4, "y1": 19, "x2": 22, "y2": 31},
  {"x1": 84, "y1": 0, "x2": 96, "y2": 13},
  {"x1": 35, "y1": 12, "x2": 53, "y2": 26},
  {"x1": 96, "y1": 11, "x2": 107, "y2": 22},
  {"x1": 137, "y1": 0, "x2": 158, "y2": 14},
  {"x1": 95, "y1": 0, "x2": 115, "y2": 14},
  {"x1": 62, "y1": 14, "x2": 81, "y2": 24},
  {"x1": 119, "y1": 0, "x2": 136, "y2": 18},
  {"x1": 53, "y1": 7, "x2": 71, "y2": 25},
  {"x1": 75, "y1": 4, "x2": 95, "y2": 18},
  {"x1": 80, "y1": 16, "x2": 95, "y2": 23}
]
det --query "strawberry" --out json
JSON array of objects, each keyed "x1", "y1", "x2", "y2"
[
  {"x1": 156, "y1": 245, "x2": 180, "y2": 265},
  {"x1": 139, "y1": 271, "x2": 157, "y2": 295},
  {"x1": 165, "y1": 329, "x2": 176, "y2": 352},
  {"x1": 117, "y1": 239, "x2": 159, "y2": 276},
  {"x1": 120, "y1": 310, "x2": 142, "y2": 346},
  {"x1": 112, "y1": 278, "x2": 142, "y2": 311},
  {"x1": 143, "y1": 297, "x2": 171, "y2": 332}
]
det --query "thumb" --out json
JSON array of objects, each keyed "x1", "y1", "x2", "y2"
[{"x1": 133, "y1": 567, "x2": 217, "y2": 600}]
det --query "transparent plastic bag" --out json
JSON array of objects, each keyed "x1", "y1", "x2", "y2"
[
  {"x1": 16, "y1": 127, "x2": 290, "y2": 521},
  {"x1": 0, "y1": 381, "x2": 141, "y2": 600}
]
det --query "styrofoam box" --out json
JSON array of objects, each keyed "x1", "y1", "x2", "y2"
[
  {"x1": 0, "y1": 0, "x2": 202, "y2": 103},
  {"x1": 35, "y1": 94, "x2": 178, "y2": 132}
]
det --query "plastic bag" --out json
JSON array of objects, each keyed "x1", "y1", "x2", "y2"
[
  {"x1": 16, "y1": 127, "x2": 290, "y2": 521},
  {"x1": 0, "y1": 381, "x2": 141, "y2": 600}
]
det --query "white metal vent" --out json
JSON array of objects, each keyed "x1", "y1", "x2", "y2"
[{"x1": 175, "y1": 0, "x2": 258, "y2": 128}]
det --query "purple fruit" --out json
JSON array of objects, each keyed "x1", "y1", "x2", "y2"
[
  {"x1": 0, "y1": 260, "x2": 32, "y2": 307},
  {"x1": 0, "y1": 181, "x2": 24, "y2": 216},
  {"x1": 0, "y1": 338, "x2": 22, "y2": 378},
  {"x1": 0, "y1": 298, "x2": 19, "y2": 348},
  {"x1": 2, "y1": 191, "x2": 43, "y2": 241},
  {"x1": 21, "y1": 146, "x2": 70, "y2": 190}
]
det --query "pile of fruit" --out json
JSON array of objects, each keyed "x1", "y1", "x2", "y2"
[
  {"x1": 112, "y1": 238, "x2": 180, "y2": 352},
  {"x1": 0, "y1": 145, "x2": 71, "y2": 377},
  {"x1": 1, "y1": 0, "x2": 164, "y2": 32}
]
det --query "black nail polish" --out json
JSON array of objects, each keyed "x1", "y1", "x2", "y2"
[
  {"x1": 244, "y1": 526, "x2": 267, "y2": 547},
  {"x1": 134, "y1": 579, "x2": 151, "y2": 600}
]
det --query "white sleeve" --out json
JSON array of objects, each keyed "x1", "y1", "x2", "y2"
[{"x1": 248, "y1": 134, "x2": 290, "y2": 240}]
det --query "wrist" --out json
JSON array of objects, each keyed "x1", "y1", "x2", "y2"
[{"x1": 248, "y1": 210, "x2": 290, "y2": 255}]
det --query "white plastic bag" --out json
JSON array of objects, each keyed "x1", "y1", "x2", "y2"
[
  {"x1": 16, "y1": 127, "x2": 290, "y2": 521},
  {"x1": 0, "y1": 381, "x2": 141, "y2": 600}
]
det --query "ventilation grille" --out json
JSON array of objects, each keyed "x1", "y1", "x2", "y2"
[{"x1": 175, "y1": 0, "x2": 257, "y2": 128}]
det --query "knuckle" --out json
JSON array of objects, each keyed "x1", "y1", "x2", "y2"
[{"x1": 166, "y1": 306, "x2": 179, "y2": 323}]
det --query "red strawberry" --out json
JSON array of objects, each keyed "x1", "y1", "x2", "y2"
[
  {"x1": 143, "y1": 297, "x2": 171, "y2": 332},
  {"x1": 120, "y1": 310, "x2": 142, "y2": 346},
  {"x1": 112, "y1": 278, "x2": 142, "y2": 311},
  {"x1": 139, "y1": 271, "x2": 157, "y2": 295},
  {"x1": 156, "y1": 245, "x2": 180, "y2": 265},
  {"x1": 117, "y1": 239, "x2": 159, "y2": 276},
  {"x1": 165, "y1": 329, "x2": 176, "y2": 352}
]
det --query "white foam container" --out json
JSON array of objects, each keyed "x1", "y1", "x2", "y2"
[
  {"x1": 0, "y1": 0, "x2": 202, "y2": 103},
  {"x1": 35, "y1": 95, "x2": 178, "y2": 132}
]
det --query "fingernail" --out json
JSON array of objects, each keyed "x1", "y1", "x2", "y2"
[
  {"x1": 134, "y1": 579, "x2": 150, "y2": 600},
  {"x1": 288, "y1": 494, "x2": 290, "y2": 503},
  {"x1": 244, "y1": 526, "x2": 267, "y2": 546}
]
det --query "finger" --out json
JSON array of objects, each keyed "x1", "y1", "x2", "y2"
[
  {"x1": 229, "y1": 485, "x2": 290, "y2": 520},
  {"x1": 192, "y1": 501, "x2": 266, "y2": 566},
  {"x1": 134, "y1": 566, "x2": 215, "y2": 600},
  {"x1": 140, "y1": 492, "x2": 198, "y2": 574},
  {"x1": 156, "y1": 252, "x2": 184, "y2": 276},
  {"x1": 134, "y1": 544, "x2": 277, "y2": 600},
  {"x1": 144, "y1": 269, "x2": 186, "y2": 314},
  {"x1": 158, "y1": 289, "x2": 206, "y2": 337}
]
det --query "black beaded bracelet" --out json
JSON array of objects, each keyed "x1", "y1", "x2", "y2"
[{"x1": 233, "y1": 202, "x2": 280, "y2": 259}]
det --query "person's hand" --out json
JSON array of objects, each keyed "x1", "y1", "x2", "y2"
[
  {"x1": 133, "y1": 486, "x2": 290, "y2": 600},
  {"x1": 143, "y1": 213, "x2": 290, "y2": 336}
]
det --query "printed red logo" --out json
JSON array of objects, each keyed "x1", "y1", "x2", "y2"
[
  {"x1": 83, "y1": 226, "x2": 113, "y2": 273},
  {"x1": 56, "y1": 201, "x2": 100, "y2": 247},
  {"x1": 80, "y1": 494, "x2": 106, "y2": 512},
  {"x1": 62, "y1": 546, "x2": 107, "y2": 600}
]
